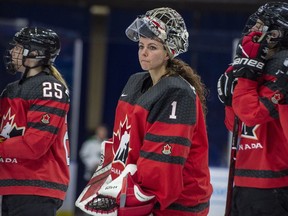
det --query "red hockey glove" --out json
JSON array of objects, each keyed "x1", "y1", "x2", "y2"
[
  {"x1": 217, "y1": 65, "x2": 238, "y2": 106},
  {"x1": 118, "y1": 173, "x2": 155, "y2": 216},
  {"x1": 119, "y1": 173, "x2": 155, "y2": 208},
  {"x1": 233, "y1": 31, "x2": 268, "y2": 80},
  {"x1": 235, "y1": 31, "x2": 268, "y2": 59}
]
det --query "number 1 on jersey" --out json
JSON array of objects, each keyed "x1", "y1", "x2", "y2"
[{"x1": 169, "y1": 101, "x2": 177, "y2": 119}]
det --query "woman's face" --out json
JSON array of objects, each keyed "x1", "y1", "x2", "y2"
[{"x1": 138, "y1": 37, "x2": 169, "y2": 71}]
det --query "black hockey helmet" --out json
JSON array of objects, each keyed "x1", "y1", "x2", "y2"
[
  {"x1": 4, "y1": 27, "x2": 61, "y2": 74},
  {"x1": 243, "y1": 2, "x2": 288, "y2": 49}
]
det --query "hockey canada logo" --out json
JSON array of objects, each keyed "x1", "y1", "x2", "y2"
[
  {"x1": 0, "y1": 157, "x2": 18, "y2": 163},
  {"x1": 111, "y1": 115, "x2": 131, "y2": 179},
  {"x1": 0, "y1": 108, "x2": 25, "y2": 138},
  {"x1": 241, "y1": 123, "x2": 259, "y2": 140},
  {"x1": 114, "y1": 130, "x2": 130, "y2": 162}
]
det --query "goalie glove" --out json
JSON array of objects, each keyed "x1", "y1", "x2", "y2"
[
  {"x1": 75, "y1": 140, "x2": 115, "y2": 215},
  {"x1": 85, "y1": 164, "x2": 155, "y2": 216},
  {"x1": 81, "y1": 164, "x2": 137, "y2": 216}
]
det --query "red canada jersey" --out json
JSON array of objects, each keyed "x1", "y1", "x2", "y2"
[
  {"x1": 279, "y1": 104, "x2": 288, "y2": 141},
  {"x1": 109, "y1": 72, "x2": 212, "y2": 215},
  {"x1": 0, "y1": 72, "x2": 70, "y2": 200},
  {"x1": 230, "y1": 78, "x2": 288, "y2": 188}
]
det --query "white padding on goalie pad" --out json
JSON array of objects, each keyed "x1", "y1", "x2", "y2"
[{"x1": 99, "y1": 164, "x2": 137, "y2": 198}]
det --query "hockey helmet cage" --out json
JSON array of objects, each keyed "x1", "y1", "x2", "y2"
[
  {"x1": 243, "y1": 2, "x2": 288, "y2": 48},
  {"x1": 125, "y1": 7, "x2": 189, "y2": 59}
]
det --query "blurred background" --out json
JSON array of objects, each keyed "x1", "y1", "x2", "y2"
[{"x1": 0, "y1": 0, "x2": 284, "y2": 215}]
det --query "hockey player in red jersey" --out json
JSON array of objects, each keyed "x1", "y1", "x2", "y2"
[
  {"x1": 217, "y1": 2, "x2": 288, "y2": 216},
  {"x1": 76, "y1": 7, "x2": 212, "y2": 216},
  {"x1": 0, "y1": 27, "x2": 70, "y2": 216}
]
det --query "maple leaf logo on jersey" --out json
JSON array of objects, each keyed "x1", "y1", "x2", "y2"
[
  {"x1": 0, "y1": 108, "x2": 25, "y2": 138},
  {"x1": 162, "y1": 144, "x2": 172, "y2": 155},
  {"x1": 41, "y1": 113, "x2": 50, "y2": 124}
]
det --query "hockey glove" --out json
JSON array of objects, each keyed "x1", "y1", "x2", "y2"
[
  {"x1": 117, "y1": 173, "x2": 155, "y2": 216},
  {"x1": 217, "y1": 65, "x2": 238, "y2": 106},
  {"x1": 232, "y1": 31, "x2": 268, "y2": 80},
  {"x1": 235, "y1": 31, "x2": 268, "y2": 60},
  {"x1": 84, "y1": 173, "x2": 155, "y2": 216},
  {"x1": 82, "y1": 163, "x2": 155, "y2": 216},
  {"x1": 75, "y1": 141, "x2": 115, "y2": 216}
]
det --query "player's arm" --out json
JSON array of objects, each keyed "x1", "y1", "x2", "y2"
[
  {"x1": 0, "y1": 81, "x2": 70, "y2": 159},
  {"x1": 133, "y1": 85, "x2": 199, "y2": 209},
  {"x1": 231, "y1": 31, "x2": 278, "y2": 126},
  {"x1": 270, "y1": 53, "x2": 288, "y2": 140},
  {"x1": 232, "y1": 79, "x2": 279, "y2": 126}
]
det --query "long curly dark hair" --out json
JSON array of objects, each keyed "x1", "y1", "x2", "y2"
[{"x1": 165, "y1": 58, "x2": 208, "y2": 116}]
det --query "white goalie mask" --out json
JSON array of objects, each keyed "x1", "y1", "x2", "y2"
[{"x1": 125, "y1": 7, "x2": 189, "y2": 59}]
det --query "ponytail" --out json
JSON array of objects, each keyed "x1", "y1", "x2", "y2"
[{"x1": 49, "y1": 65, "x2": 69, "y2": 90}]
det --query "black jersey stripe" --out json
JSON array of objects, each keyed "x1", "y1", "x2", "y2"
[
  {"x1": 154, "y1": 201, "x2": 209, "y2": 213},
  {"x1": 0, "y1": 179, "x2": 68, "y2": 192},
  {"x1": 140, "y1": 151, "x2": 186, "y2": 165},
  {"x1": 30, "y1": 104, "x2": 66, "y2": 117},
  {"x1": 235, "y1": 168, "x2": 288, "y2": 178},
  {"x1": 259, "y1": 97, "x2": 279, "y2": 119},
  {"x1": 145, "y1": 133, "x2": 191, "y2": 147},
  {"x1": 27, "y1": 122, "x2": 59, "y2": 134}
]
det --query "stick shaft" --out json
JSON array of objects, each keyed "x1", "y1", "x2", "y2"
[{"x1": 224, "y1": 115, "x2": 239, "y2": 216}]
